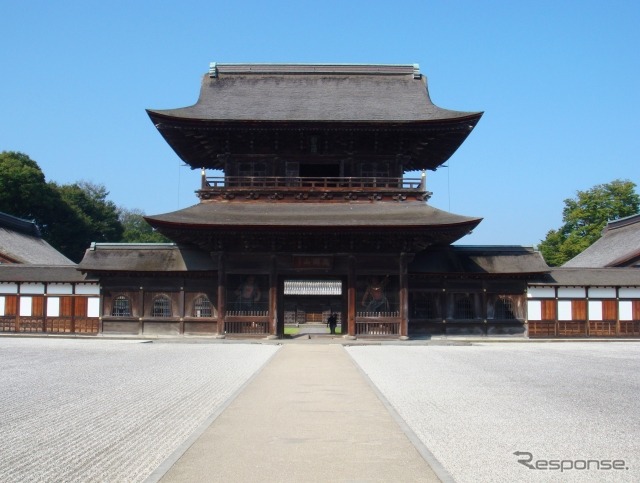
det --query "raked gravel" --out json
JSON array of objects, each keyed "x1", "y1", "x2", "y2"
[
  {"x1": 0, "y1": 338, "x2": 279, "y2": 483},
  {"x1": 347, "y1": 342, "x2": 640, "y2": 483}
]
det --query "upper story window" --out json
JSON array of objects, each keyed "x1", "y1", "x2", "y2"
[
  {"x1": 152, "y1": 295, "x2": 172, "y2": 317},
  {"x1": 112, "y1": 295, "x2": 131, "y2": 317}
]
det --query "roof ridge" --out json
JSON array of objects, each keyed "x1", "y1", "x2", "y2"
[
  {"x1": 210, "y1": 62, "x2": 421, "y2": 78},
  {"x1": 0, "y1": 211, "x2": 41, "y2": 237},
  {"x1": 604, "y1": 212, "x2": 640, "y2": 232}
]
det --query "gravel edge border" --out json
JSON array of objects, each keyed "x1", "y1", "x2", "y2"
[{"x1": 343, "y1": 345, "x2": 456, "y2": 483}]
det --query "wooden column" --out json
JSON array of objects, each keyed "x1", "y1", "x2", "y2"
[
  {"x1": 43, "y1": 292, "x2": 48, "y2": 334},
  {"x1": 616, "y1": 288, "x2": 621, "y2": 336},
  {"x1": 347, "y1": 256, "x2": 356, "y2": 337},
  {"x1": 268, "y1": 256, "x2": 277, "y2": 336},
  {"x1": 481, "y1": 283, "x2": 487, "y2": 336},
  {"x1": 70, "y1": 293, "x2": 76, "y2": 334},
  {"x1": 179, "y1": 283, "x2": 185, "y2": 335},
  {"x1": 138, "y1": 286, "x2": 144, "y2": 335},
  {"x1": 15, "y1": 286, "x2": 20, "y2": 332},
  {"x1": 399, "y1": 253, "x2": 409, "y2": 338},
  {"x1": 217, "y1": 253, "x2": 226, "y2": 336}
]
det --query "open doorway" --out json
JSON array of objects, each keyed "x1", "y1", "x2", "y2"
[{"x1": 281, "y1": 279, "x2": 343, "y2": 337}]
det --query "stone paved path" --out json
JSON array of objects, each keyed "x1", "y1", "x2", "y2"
[{"x1": 157, "y1": 344, "x2": 440, "y2": 482}]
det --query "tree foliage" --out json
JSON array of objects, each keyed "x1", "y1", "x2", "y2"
[
  {"x1": 119, "y1": 207, "x2": 169, "y2": 243},
  {"x1": 538, "y1": 179, "x2": 640, "y2": 266},
  {"x1": 0, "y1": 151, "x2": 169, "y2": 262},
  {"x1": 0, "y1": 151, "x2": 59, "y2": 226}
]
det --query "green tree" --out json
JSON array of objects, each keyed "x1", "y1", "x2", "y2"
[
  {"x1": 118, "y1": 207, "x2": 170, "y2": 243},
  {"x1": 538, "y1": 179, "x2": 640, "y2": 266},
  {"x1": 0, "y1": 151, "x2": 88, "y2": 258},
  {"x1": 53, "y1": 181, "x2": 124, "y2": 261},
  {"x1": 0, "y1": 151, "x2": 58, "y2": 224}
]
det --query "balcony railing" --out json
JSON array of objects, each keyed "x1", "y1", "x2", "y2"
[
  {"x1": 198, "y1": 175, "x2": 431, "y2": 202},
  {"x1": 204, "y1": 176, "x2": 423, "y2": 190}
]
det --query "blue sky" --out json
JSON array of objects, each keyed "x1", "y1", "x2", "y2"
[{"x1": 2, "y1": 0, "x2": 639, "y2": 246}]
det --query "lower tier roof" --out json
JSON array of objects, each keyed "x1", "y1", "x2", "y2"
[
  {"x1": 146, "y1": 201, "x2": 480, "y2": 228},
  {"x1": 144, "y1": 201, "x2": 482, "y2": 252}
]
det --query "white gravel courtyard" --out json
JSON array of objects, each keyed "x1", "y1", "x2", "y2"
[
  {"x1": 0, "y1": 338, "x2": 279, "y2": 483},
  {"x1": 2, "y1": 338, "x2": 639, "y2": 483},
  {"x1": 347, "y1": 342, "x2": 640, "y2": 483}
]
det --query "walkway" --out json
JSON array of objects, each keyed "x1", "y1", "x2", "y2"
[{"x1": 154, "y1": 344, "x2": 441, "y2": 482}]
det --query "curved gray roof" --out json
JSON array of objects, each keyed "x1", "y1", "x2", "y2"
[
  {"x1": 411, "y1": 245, "x2": 549, "y2": 274},
  {"x1": 531, "y1": 268, "x2": 640, "y2": 286},
  {"x1": 563, "y1": 213, "x2": 640, "y2": 268},
  {"x1": 78, "y1": 243, "x2": 217, "y2": 272},
  {"x1": 145, "y1": 201, "x2": 481, "y2": 229},
  {"x1": 148, "y1": 63, "x2": 481, "y2": 123},
  {"x1": 0, "y1": 265, "x2": 92, "y2": 282},
  {"x1": 0, "y1": 212, "x2": 75, "y2": 265}
]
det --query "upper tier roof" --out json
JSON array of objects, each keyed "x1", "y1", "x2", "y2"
[
  {"x1": 149, "y1": 63, "x2": 481, "y2": 123},
  {"x1": 147, "y1": 63, "x2": 483, "y2": 170}
]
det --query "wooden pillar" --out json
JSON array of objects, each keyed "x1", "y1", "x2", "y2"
[
  {"x1": 15, "y1": 285, "x2": 20, "y2": 332},
  {"x1": 347, "y1": 256, "x2": 356, "y2": 337},
  {"x1": 585, "y1": 289, "x2": 590, "y2": 338},
  {"x1": 179, "y1": 283, "x2": 185, "y2": 335},
  {"x1": 43, "y1": 291, "x2": 48, "y2": 334},
  {"x1": 482, "y1": 284, "x2": 488, "y2": 336},
  {"x1": 70, "y1": 294, "x2": 76, "y2": 334},
  {"x1": 268, "y1": 256, "x2": 277, "y2": 336},
  {"x1": 615, "y1": 287, "x2": 620, "y2": 336},
  {"x1": 399, "y1": 253, "x2": 409, "y2": 338},
  {"x1": 138, "y1": 286, "x2": 144, "y2": 335},
  {"x1": 99, "y1": 292, "x2": 104, "y2": 334},
  {"x1": 217, "y1": 253, "x2": 226, "y2": 336}
]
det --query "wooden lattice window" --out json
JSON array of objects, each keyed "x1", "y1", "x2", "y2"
[
  {"x1": 412, "y1": 293, "x2": 440, "y2": 319},
  {"x1": 454, "y1": 296, "x2": 475, "y2": 319},
  {"x1": 112, "y1": 295, "x2": 131, "y2": 317},
  {"x1": 152, "y1": 295, "x2": 172, "y2": 317},
  {"x1": 495, "y1": 297, "x2": 516, "y2": 319},
  {"x1": 193, "y1": 296, "x2": 212, "y2": 318}
]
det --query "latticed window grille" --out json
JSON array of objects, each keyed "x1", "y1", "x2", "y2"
[
  {"x1": 284, "y1": 280, "x2": 342, "y2": 296},
  {"x1": 112, "y1": 295, "x2": 131, "y2": 317},
  {"x1": 193, "y1": 296, "x2": 212, "y2": 317},
  {"x1": 495, "y1": 297, "x2": 516, "y2": 319},
  {"x1": 454, "y1": 296, "x2": 475, "y2": 319},
  {"x1": 152, "y1": 295, "x2": 172, "y2": 317}
]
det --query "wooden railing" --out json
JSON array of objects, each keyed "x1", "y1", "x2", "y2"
[
  {"x1": 355, "y1": 321, "x2": 400, "y2": 336},
  {"x1": 225, "y1": 320, "x2": 269, "y2": 335},
  {"x1": 356, "y1": 311, "x2": 400, "y2": 318},
  {"x1": 204, "y1": 176, "x2": 423, "y2": 190},
  {"x1": 528, "y1": 320, "x2": 640, "y2": 337},
  {"x1": 0, "y1": 316, "x2": 99, "y2": 334},
  {"x1": 226, "y1": 310, "x2": 268, "y2": 317}
]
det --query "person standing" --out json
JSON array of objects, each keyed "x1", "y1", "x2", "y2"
[{"x1": 327, "y1": 313, "x2": 338, "y2": 334}]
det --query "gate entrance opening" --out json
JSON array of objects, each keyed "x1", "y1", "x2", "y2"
[{"x1": 282, "y1": 279, "x2": 344, "y2": 336}]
